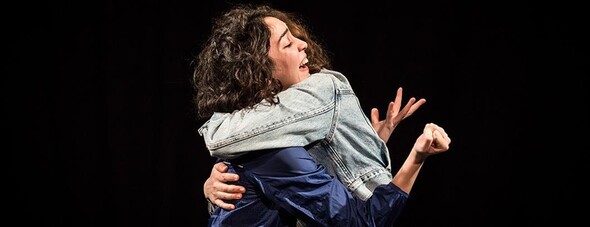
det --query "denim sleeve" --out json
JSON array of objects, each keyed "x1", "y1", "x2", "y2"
[
  {"x1": 200, "y1": 74, "x2": 336, "y2": 159},
  {"x1": 235, "y1": 147, "x2": 408, "y2": 226}
]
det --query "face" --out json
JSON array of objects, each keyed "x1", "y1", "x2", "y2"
[{"x1": 264, "y1": 16, "x2": 309, "y2": 89}]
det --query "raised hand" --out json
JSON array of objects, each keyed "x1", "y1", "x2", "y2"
[
  {"x1": 391, "y1": 122, "x2": 451, "y2": 193},
  {"x1": 412, "y1": 123, "x2": 451, "y2": 158},
  {"x1": 371, "y1": 87, "x2": 427, "y2": 143}
]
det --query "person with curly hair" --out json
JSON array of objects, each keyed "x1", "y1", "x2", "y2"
[{"x1": 193, "y1": 4, "x2": 451, "y2": 226}]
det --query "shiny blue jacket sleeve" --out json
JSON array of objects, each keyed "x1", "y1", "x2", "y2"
[{"x1": 232, "y1": 147, "x2": 408, "y2": 226}]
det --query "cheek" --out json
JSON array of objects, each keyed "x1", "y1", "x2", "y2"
[
  {"x1": 272, "y1": 58, "x2": 290, "y2": 74},
  {"x1": 270, "y1": 67, "x2": 292, "y2": 87},
  {"x1": 269, "y1": 53, "x2": 295, "y2": 81},
  {"x1": 270, "y1": 67, "x2": 285, "y2": 82}
]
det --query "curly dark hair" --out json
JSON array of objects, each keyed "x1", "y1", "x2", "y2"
[{"x1": 192, "y1": 4, "x2": 331, "y2": 118}]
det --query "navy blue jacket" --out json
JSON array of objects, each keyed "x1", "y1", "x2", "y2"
[{"x1": 208, "y1": 147, "x2": 408, "y2": 227}]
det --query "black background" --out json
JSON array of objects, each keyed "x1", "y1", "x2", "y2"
[{"x1": 7, "y1": 0, "x2": 588, "y2": 226}]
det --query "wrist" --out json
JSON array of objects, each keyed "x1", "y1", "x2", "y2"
[{"x1": 410, "y1": 149, "x2": 428, "y2": 164}]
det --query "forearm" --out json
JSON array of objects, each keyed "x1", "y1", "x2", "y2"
[
  {"x1": 200, "y1": 75, "x2": 344, "y2": 159},
  {"x1": 392, "y1": 122, "x2": 451, "y2": 193},
  {"x1": 391, "y1": 150, "x2": 427, "y2": 193},
  {"x1": 201, "y1": 98, "x2": 333, "y2": 159}
]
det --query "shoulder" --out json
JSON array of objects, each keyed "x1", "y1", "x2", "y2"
[
  {"x1": 310, "y1": 69, "x2": 350, "y2": 85},
  {"x1": 285, "y1": 69, "x2": 350, "y2": 95}
]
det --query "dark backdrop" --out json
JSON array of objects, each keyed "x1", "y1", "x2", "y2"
[{"x1": 7, "y1": 0, "x2": 587, "y2": 226}]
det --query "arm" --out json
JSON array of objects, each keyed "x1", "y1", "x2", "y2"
[
  {"x1": 204, "y1": 86, "x2": 427, "y2": 208},
  {"x1": 392, "y1": 123, "x2": 451, "y2": 193},
  {"x1": 204, "y1": 124, "x2": 451, "y2": 225},
  {"x1": 200, "y1": 75, "x2": 335, "y2": 157},
  {"x1": 233, "y1": 147, "x2": 408, "y2": 226}
]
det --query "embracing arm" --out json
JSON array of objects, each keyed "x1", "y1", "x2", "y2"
[
  {"x1": 235, "y1": 147, "x2": 408, "y2": 226},
  {"x1": 204, "y1": 124, "x2": 451, "y2": 226},
  {"x1": 204, "y1": 86, "x2": 427, "y2": 209},
  {"x1": 199, "y1": 75, "x2": 335, "y2": 157}
]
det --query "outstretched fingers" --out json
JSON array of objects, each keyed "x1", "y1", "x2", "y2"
[{"x1": 404, "y1": 98, "x2": 426, "y2": 119}]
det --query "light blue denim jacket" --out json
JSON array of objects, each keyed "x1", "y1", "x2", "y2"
[{"x1": 198, "y1": 69, "x2": 392, "y2": 201}]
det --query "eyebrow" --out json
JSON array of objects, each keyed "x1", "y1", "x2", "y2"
[{"x1": 277, "y1": 27, "x2": 289, "y2": 45}]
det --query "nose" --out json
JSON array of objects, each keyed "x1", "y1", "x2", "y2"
[{"x1": 297, "y1": 38, "x2": 308, "y2": 52}]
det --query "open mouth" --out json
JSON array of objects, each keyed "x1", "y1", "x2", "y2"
[{"x1": 299, "y1": 58, "x2": 309, "y2": 69}]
